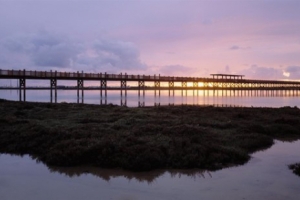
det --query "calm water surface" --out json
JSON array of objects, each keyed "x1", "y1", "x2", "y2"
[
  {"x1": 1, "y1": 140, "x2": 300, "y2": 200},
  {"x1": 1, "y1": 89, "x2": 300, "y2": 107}
]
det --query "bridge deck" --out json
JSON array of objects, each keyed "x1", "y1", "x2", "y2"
[{"x1": 1, "y1": 69, "x2": 300, "y2": 85}]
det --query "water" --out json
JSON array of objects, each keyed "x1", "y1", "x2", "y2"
[
  {"x1": 0, "y1": 89, "x2": 300, "y2": 107},
  {"x1": 1, "y1": 140, "x2": 300, "y2": 200}
]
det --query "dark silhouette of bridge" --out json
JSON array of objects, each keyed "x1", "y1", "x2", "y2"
[{"x1": 1, "y1": 69, "x2": 300, "y2": 105}]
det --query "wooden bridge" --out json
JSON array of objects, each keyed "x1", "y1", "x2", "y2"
[{"x1": 1, "y1": 69, "x2": 300, "y2": 104}]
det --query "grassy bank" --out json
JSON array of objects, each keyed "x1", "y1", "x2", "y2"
[{"x1": 1, "y1": 99, "x2": 300, "y2": 171}]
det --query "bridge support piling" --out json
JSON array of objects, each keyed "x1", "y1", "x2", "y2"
[
  {"x1": 120, "y1": 77, "x2": 127, "y2": 106},
  {"x1": 193, "y1": 82, "x2": 198, "y2": 97},
  {"x1": 19, "y1": 78, "x2": 26, "y2": 102},
  {"x1": 50, "y1": 78, "x2": 57, "y2": 103},
  {"x1": 77, "y1": 79, "x2": 84, "y2": 104},
  {"x1": 154, "y1": 80, "x2": 159, "y2": 97},
  {"x1": 137, "y1": 80, "x2": 145, "y2": 103},
  {"x1": 100, "y1": 79, "x2": 107, "y2": 105}
]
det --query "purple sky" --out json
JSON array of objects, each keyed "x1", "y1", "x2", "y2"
[{"x1": 1, "y1": 0, "x2": 300, "y2": 80}]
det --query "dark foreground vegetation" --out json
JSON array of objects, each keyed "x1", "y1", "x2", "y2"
[
  {"x1": 289, "y1": 163, "x2": 300, "y2": 177},
  {"x1": 1, "y1": 99, "x2": 300, "y2": 172}
]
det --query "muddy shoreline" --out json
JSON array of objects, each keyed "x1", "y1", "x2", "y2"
[{"x1": 1, "y1": 99, "x2": 300, "y2": 172}]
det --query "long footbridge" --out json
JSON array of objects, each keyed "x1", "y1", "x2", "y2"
[{"x1": 1, "y1": 69, "x2": 300, "y2": 103}]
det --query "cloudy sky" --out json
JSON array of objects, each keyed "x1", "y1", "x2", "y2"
[{"x1": 1, "y1": 0, "x2": 300, "y2": 80}]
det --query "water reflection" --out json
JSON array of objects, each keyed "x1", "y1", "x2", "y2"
[
  {"x1": 1, "y1": 140, "x2": 300, "y2": 200},
  {"x1": 48, "y1": 165, "x2": 211, "y2": 183},
  {"x1": 1, "y1": 89, "x2": 300, "y2": 108}
]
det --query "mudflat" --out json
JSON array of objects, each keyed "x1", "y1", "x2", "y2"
[{"x1": 1, "y1": 99, "x2": 300, "y2": 173}]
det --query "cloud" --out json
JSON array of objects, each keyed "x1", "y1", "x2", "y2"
[
  {"x1": 211, "y1": 65, "x2": 232, "y2": 75},
  {"x1": 0, "y1": 32, "x2": 80, "y2": 70},
  {"x1": 76, "y1": 39, "x2": 146, "y2": 72},
  {"x1": 229, "y1": 45, "x2": 251, "y2": 51},
  {"x1": 0, "y1": 31, "x2": 146, "y2": 73},
  {"x1": 33, "y1": 43, "x2": 77, "y2": 67},
  {"x1": 158, "y1": 65, "x2": 195, "y2": 76},
  {"x1": 239, "y1": 65, "x2": 284, "y2": 80},
  {"x1": 285, "y1": 66, "x2": 300, "y2": 73},
  {"x1": 283, "y1": 71, "x2": 290, "y2": 77},
  {"x1": 233, "y1": 65, "x2": 300, "y2": 80},
  {"x1": 31, "y1": 32, "x2": 80, "y2": 67},
  {"x1": 284, "y1": 66, "x2": 300, "y2": 79},
  {"x1": 230, "y1": 45, "x2": 240, "y2": 50}
]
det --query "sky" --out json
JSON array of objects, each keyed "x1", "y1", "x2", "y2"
[{"x1": 1, "y1": 0, "x2": 300, "y2": 80}]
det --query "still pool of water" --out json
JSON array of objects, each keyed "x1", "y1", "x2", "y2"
[{"x1": 1, "y1": 140, "x2": 300, "y2": 200}]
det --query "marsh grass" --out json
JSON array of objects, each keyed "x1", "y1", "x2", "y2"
[{"x1": 1, "y1": 99, "x2": 300, "y2": 171}]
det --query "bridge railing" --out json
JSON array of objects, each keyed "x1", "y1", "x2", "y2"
[
  {"x1": 1, "y1": 69, "x2": 300, "y2": 86},
  {"x1": 0, "y1": 69, "x2": 200, "y2": 81},
  {"x1": 0, "y1": 69, "x2": 239, "y2": 81}
]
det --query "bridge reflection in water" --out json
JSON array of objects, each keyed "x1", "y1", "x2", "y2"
[{"x1": 0, "y1": 69, "x2": 300, "y2": 107}]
